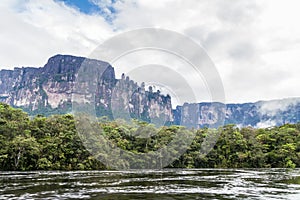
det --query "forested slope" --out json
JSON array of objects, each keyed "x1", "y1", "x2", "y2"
[{"x1": 0, "y1": 103, "x2": 299, "y2": 170}]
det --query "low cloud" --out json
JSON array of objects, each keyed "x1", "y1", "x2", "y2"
[
  {"x1": 256, "y1": 120, "x2": 277, "y2": 129},
  {"x1": 258, "y1": 98, "x2": 300, "y2": 116},
  {"x1": 254, "y1": 97, "x2": 300, "y2": 128}
]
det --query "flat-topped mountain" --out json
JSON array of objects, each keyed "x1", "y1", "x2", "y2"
[
  {"x1": 0, "y1": 55, "x2": 172, "y2": 122},
  {"x1": 173, "y1": 98, "x2": 300, "y2": 128},
  {"x1": 0, "y1": 54, "x2": 299, "y2": 128}
]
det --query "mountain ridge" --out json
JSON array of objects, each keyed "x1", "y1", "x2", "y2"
[{"x1": 0, "y1": 54, "x2": 299, "y2": 128}]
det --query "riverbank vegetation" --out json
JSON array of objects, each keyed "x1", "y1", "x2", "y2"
[{"x1": 0, "y1": 103, "x2": 299, "y2": 170}]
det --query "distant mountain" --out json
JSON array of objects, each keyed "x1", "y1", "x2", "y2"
[
  {"x1": 0, "y1": 54, "x2": 299, "y2": 128},
  {"x1": 173, "y1": 98, "x2": 300, "y2": 128}
]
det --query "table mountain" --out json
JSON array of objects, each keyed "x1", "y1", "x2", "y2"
[
  {"x1": 173, "y1": 98, "x2": 300, "y2": 128},
  {"x1": 0, "y1": 55, "x2": 172, "y2": 123},
  {"x1": 0, "y1": 54, "x2": 299, "y2": 128}
]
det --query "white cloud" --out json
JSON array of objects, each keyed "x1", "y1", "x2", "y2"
[
  {"x1": 258, "y1": 97, "x2": 300, "y2": 116},
  {"x1": 0, "y1": 0, "x2": 114, "y2": 68},
  {"x1": 0, "y1": 0, "x2": 300, "y2": 104},
  {"x1": 112, "y1": 0, "x2": 300, "y2": 103},
  {"x1": 256, "y1": 120, "x2": 276, "y2": 129}
]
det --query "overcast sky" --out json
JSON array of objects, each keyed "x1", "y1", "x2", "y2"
[{"x1": 0, "y1": 0, "x2": 300, "y2": 104}]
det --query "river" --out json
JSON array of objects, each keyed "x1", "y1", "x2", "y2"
[{"x1": 1, "y1": 169, "x2": 300, "y2": 199}]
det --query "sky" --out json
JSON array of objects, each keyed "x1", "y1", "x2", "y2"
[{"x1": 0, "y1": 0, "x2": 300, "y2": 104}]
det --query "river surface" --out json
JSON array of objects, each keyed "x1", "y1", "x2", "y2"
[{"x1": 1, "y1": 169, "x2": 300, "y2": 200}]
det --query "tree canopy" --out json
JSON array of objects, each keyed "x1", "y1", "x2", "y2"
[{"x1": 0, "y1": 103, "x2": 299, "y2": 170}]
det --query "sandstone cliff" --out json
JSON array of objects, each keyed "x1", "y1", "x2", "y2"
[
  {"x1": 0, "y1": 55, "x2": 172, "y2": 124},
  {"x1": 1, "y1": 54, "x2": 299, "y2": 128}
]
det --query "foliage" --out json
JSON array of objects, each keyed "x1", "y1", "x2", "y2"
[{"x1": 0, "y1": 103, "x2": 300, "y2": 170}]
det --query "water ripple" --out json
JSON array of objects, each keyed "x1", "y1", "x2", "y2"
[{"x1": 0, "y1": 169, "x2": 299, "y2": 200}]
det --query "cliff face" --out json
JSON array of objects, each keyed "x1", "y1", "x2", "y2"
[
  {"x1": 173, "y1": 98, "x2": 300, "y2": 128},
  {"x1": 0, "y1": 67, "x2": 41, "y2": 110},
  {"x1": 0, "y1": 55, "x2": 172, "y2": 122},
  {"x1": 110, "y1": 76, "x2": 172, "y2": 124},
  {"x1": 1, "y1": 54, "x2": 299, "y2": 128}
]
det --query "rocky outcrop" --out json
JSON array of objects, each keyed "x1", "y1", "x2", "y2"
[
  {"x1": 110, "y1": 75, "x2": 172, "y2": 124},
  {"x1": 0, "y1": 55, "x2": 172, "y2": 122},
  {"x1": 173, "y1": 98, "x2": 300, "y2": 128},
  {"x1": 1, "y1": 54, "x2": 299, "y2": 128}
]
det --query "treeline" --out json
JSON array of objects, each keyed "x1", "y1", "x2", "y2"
[{"x1": 0, "y1": 103, "x2": 299, "y2": 170}]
